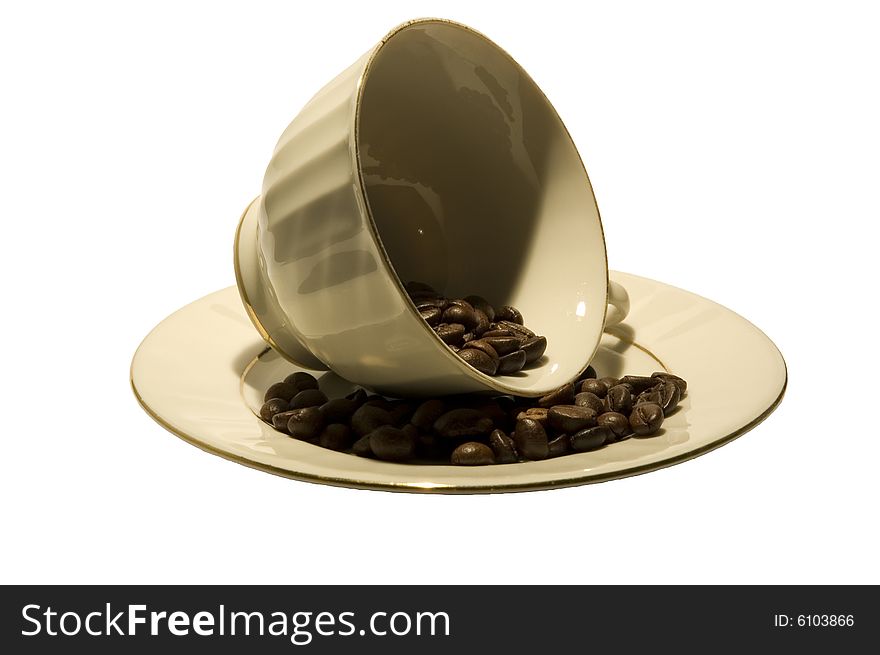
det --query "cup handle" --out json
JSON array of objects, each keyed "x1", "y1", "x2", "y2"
[{"x1": 604, "y1": 280, "x2": 630, "y2": 329}]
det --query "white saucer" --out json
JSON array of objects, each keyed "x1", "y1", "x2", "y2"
[{"x1": 131, "y1": 272, "x2": 786, "y2": 493}]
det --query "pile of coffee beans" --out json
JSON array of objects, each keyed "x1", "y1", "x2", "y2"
[
  {"x1": 404, "y1": 281, "x2": 547, "y2": 376},
  {"x1": 259, "y1": 367, "x2": 687, "y2": 466}
]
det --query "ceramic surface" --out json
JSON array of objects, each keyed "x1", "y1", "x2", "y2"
[
  {"x1": 236, "y1": 18, "x2": 625, "y2": 397},
  {"x1": 132, "y1": 272, "x2": 787, "y2": 493}
]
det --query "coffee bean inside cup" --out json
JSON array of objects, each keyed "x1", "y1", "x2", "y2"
[
  {"x1": 404, "y1": 282, "x2": 547, "y2": 376},
  {"x1": 258, "y1": 369, "x2": 686, "y2": 465}
]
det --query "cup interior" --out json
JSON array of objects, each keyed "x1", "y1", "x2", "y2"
[{"x1": 356, "y1": 21, "x2": 607, "y2": 392}]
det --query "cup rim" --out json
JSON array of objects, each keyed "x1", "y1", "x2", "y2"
[{"x1": 351, "y1": 17, "x2": 611, "y2": 396}]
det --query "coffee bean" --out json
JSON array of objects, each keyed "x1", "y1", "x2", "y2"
[
  {"x1": 548, "y1": 434, "x2": 571, "y2": 457},
  {"x1": 346, "y1": 388, "x2": 368, "y2": 404},
  {"x1": 264, "y1": 382, "x2": 298, "y2": 403},
  {"x1": 442, "y1": 301, "x2": 478, "y2": 329},
  {"x1": 482, "y1": 336, "x2": 522, "y2": 356},
  {"x1": 619, "y1": 375, "x2": 661, "y2": 394},
  {"x1": 574, "y1": 391, "x2": 606, "y2": 414},
  {"x1": 629, "y1": 403, "x2": 664, "y2": 436},
  {"x1": 521, "y1": 336, "x2": 547, "y2": 365},
  {"x1": 458, "y1": 348, "x2": 499, "y2": 376},
  {"x1": 473, "y1": 309, "x2": 490, "y2": 336},
  {"x1": 636, "y1": 388, "x2": 663, "y2": 407},
  {"x1": 597, "y1": 412, "x2": 630, "y2": 441},
  {"x1": 415, "y1": 297, "x2": 448, "y2": 311},
  {"x1": 318, "y1": 423, "x2": 352, "y2": 451},
  {"x1": 489, "y1": 429, "x2": 518, "y2": 464},
  {"x1": 405, "y1": 281, "x2": 436, "y2": 295},
  {"x1": 351, "y1": 404, "x2": 394, "y2": 437},
  {"x1": 464, "y1": 295, "x2": 496, "y2": 322},
  {"x1": 387, "y1": 400, "x2": 416, "y2": 426},
  {"x1": 482, "y1": 329, "x2": 515, "y2": 338},
  {"x1": 599, "y1": 376, "x2": 619, "y2": 389},
  {"x1": 577, "y1": 365, "x2": 598, "y2": 381},
  {"x1": 319, "y1": 398, "x2": 358, "y2": 424},
  {"x1": 461, "y1": 332, "x2": 475, "y2": 343},
  {"x1": 363, "y1": 395, "x2": 393, "y2": 411},
  {"x1": 653, "y1": 372, "x2": 688, "y2": 396},
  {"x1": 516, "y1": 407, "x2": 550, "y2": 427},
  {"x1": 451, "y1": 442, "x2": 495, "y2": 465},
  {"x1": 656, "y1": 380, "x2": 681, "y2": 414},
  {"x1": 286, "y1": 407, "x2": 324, "y2": 442},
  {"x1": 289, "y1": 388, "x2": 329, "y2": 409},
  {"x1": 271, "y1": 410, "x2": 297, "y2": 433},
  {"x1": 260, "y1": 398, "x2": 289, "y2": 422},
  {"x1": 497, "y1": 320, "x2": 535, "y2": 339},
  {"x1": 497, "y1": 349, "x2": 527, "y2": 374},
  {"x1": 581, "y1": 379, "x2": 609, "y2": 398},
  {"x1": 496, "y1": 305, "x2": 524, "y2": 325},
  {"x1": 436, "y1": 323, "x2": 466, "y2": 345},
  {"x1": 411, "y1": 399, "x2": 446, "y2": 431},
  {"x1": 420, "y1": 306, "x2": 442, "y2": 326},
  {"x1": 469, "y1": 401, "x2": 509, "y2": 429},
  {"x1": 352, "y1": 435, "x2": 373, "y2": 457},
  {"x1": 433, "y1": 408, "x2": 494, "y2": 438},
  {"x1": 538, "y1": 382, "x2": 575, "y2": 408},
  {"x1": 464, "y1": 339, "x2": 500, "y2": 362},
  {"x1": 604, "y1": 385, "x2": 633, "y2": 414},
  {"x1": 369, "y1": 425, "x2": 417, "y2": 461},
  {"x1": 283, "y1": 371, "x2": 319, "y2": 392},
  {"x1": 514, "y1": 418, "x2": 549, "y2": 460},
  {"x1": 570, "y1": 425, "x2": 611, "y2": 452},
  {"x1": 548, "y1": 405, "x2": 597, "y2": 433}
]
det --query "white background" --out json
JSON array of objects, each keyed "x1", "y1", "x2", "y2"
[{"x1": 2, "y1": 1, "x2": 878, "y2": 584}]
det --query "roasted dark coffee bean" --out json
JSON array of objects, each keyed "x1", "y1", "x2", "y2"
[
  {"x1": 319, "y1": 398, "x2": 358, "y2": 424},
  {"x1": 514, "y1": 418, "x2": 549, "y2": 460},
  {"x1": 497, "y1": 349, "x2": 527, "y2": 374},
  {"x1": 629, "y1": 403, "x2": 664, "y2": 436},
  {"x1": 619, "y1": 375, "x2": 661, "y2": 394},
  {"x1": 521, "y1": 336, "x2": 548, "y2": 365},
  {"x1": 482, "y1": 329, "x2": 515, "y2": 338},
  {"x1": 420, "y1": 306, "x2": 442, "y2": 326},
  {"x1": 482, "y1": 336, "x2": 522, "y2": 356},
  {"x1": 470, "y1": 401, "x2": 508, "y2": 428},
  {"x1": 283, "y1": 371, "x2": 319, "y2": 393},
  {"x1": 489, "y1": 429, "x2": 518, "y2": 464},
  {"x1": 271, "y1": 410, "x2": 297, "y2": 433},
  {"x1": 538, "y1": 382, "x2": 575, "y2": 408},
  {"x1": 461, "y1": 332, "x2": 475, "y2": 343},
  {"x1": 286, "y1": 407, "x2": 324, "y2": 442},
  {"x1": 436, "y1": 323, "x2": 466, "y2": 345},
  {"x1": 597, "y1": 412, "x2": 630, "y2": 441},
  {"x1": 318, "y1": 423, "x2": 353, "y2": 451},
  {"x1": 369, "y1": 425, "x2": 417, "y2": 462},
  {"x1": 415, "y1": 297, "x2": 448, "y2": 311},
  {"x1": 363, "y1": 395, "x2": 393, "y2": 411},
  {"x1": 442, "y1": 301, "x2": 478, "y2": 329},
  {"x1": 352, "y1": 435, "x2": 373, "y2": 457},
  {"x1": 656, "y1": 380, "x2": 681, "y2": 414},
  {"x1": 605, "y1": 385, "x2": 633, "y2": 414},
  {"x1": 548, "y1": 434, "x2": 571, "y2": 457},
  {"x1": 578, "y1": 365, "x2": 598, "y2": 381},
  {"x1": 346, "y1": 388, "x2": 368, "y2": 404},
  {"x1": 653, "y1": 372, "x2": 688, "y2": 396},
  {"x1": 473, "y1": 309, "x2": 490, "y2": 336},
  {"x1": 388, "y1": 400, "x2": 416, "y2": 426},
  {"x1": 411, "y1": 399, "x2": 446, "y2": 431},
  {"x1": 458, "y1": 348, "x2": 499, "y2": 376},
  {"x1": 464, "y1": 295, "x2": 496, "y2": 322},
  {"x1": 289, "y1": 388, "x2": 328, "y2": 409},
  {"x1": 451, "y1": 442, "x2": 495, "y2": 466},
  {"x1": 516, "y1": 407, "x2": 550, "y2": 427},
  {"x1": 496, "y1": 305, "x2": 524, "y2": 325},
  {"x1": 264, "y1": 382, "x2": 298, "y2": 403},
  {"x1": 433, "y1": 408, "x2": 494, "y2": 438},
  {"x1": 497, "y1": 320, "x2": 535, "y2": 338},
  {"x1": 260, "y1": 398, "x2": 289, "y2": 422},
  {"x1": 548, "y1": 405, "x2": 597, "y2": 433},
  {"x1": 405, "y1": 281, "x2": 436, "y2": 295},
  {"x1": 351, "y1": 404, "x2": 394, "y2": 437},
  {"x1": 574, "y1": 391, "x2": 606, "y2": 414},
  {"x1": 464, "y1": 339, "x2": 500, "y2": 362},
  {"x1": 636, "y1": 388, "x2": 663, "y2": 407},
  {"x1": 579, "y1": 378, "x2": 610, "y2": 398},
  {"x1": 570, "y1": 425, "x2": 611, "y2": 452},
  {"x1": 599, "y1": 376, "x2": 619, "y2": 389}
]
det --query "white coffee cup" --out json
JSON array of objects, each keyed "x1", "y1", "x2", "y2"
[{"x1": 235, "y1": 18, "x2": 629, "y2": 397}]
